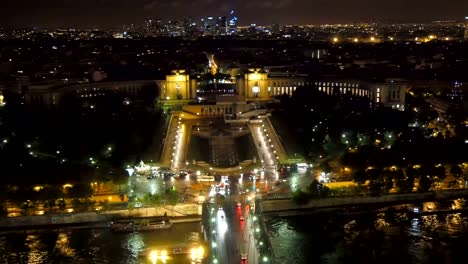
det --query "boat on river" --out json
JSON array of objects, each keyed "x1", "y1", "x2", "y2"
[{"x1": 110, "y1": 219, "x2": 172, "y2": 232}]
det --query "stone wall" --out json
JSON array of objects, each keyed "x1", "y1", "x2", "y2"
[{"x1": 0, "y1": 203, "x2": 201, "y2": 228}]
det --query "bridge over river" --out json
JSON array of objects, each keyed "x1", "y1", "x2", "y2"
[{"x1": 259, "y1": 189, "x2": 468, "y2": 216}]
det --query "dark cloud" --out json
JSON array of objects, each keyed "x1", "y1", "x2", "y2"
[{"x1": 0, "y1": 0, "x2": 467, "y2": 27}]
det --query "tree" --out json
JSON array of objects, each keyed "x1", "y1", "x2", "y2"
[
  {"x1": 434, "y1": 166, "x2": 446, "y2": 180},
  {"x1": 406, "y1": 166, "x2": 419, "y2": 180},
  {"x1": 319, "y1": 161, "x2": 332, "y2": 174},
  {"x1": 67, "y1": 183, "x2": 94, "y2": 198},
  {"x1": 291, "y1": 189, "x2": 309, "y2": 205},
  {"x1": 308, "y1": 180, "x2": 331, "y2": 198},
  {"x1": 367, "y1": 168, "x2": 382, "y2": 180},
  {"x1": 57, "y1": 198, "x2": 66, "y2": 211},
  {"x1": 436, "y1": 200, "x2": 454, "y2": 210},
  {"x1": 383, "y1": 175, "x2": 394, "y2": 194},
  {"x1": 44, "y1": 199, "x2": 56, "y2": 212},
  {"x1": 353, "y1": 168, "x2": 368, "y2": 185},
  {"x1": 450, "y1": 164, "x2": 462, "y2": 178},
  {"x1": 71, "y1": 198, "x2": 94, "y2": 212},
  {"x1": 71, "y1": 199, "x2": 83, "y2": 212},
  {"x1": 112, "y1": 168, "x2": 128, "y2": 194},
  {"x1": 141, "y1": 193, "x2": 154, "y2": 216},
  {"x1": 37, "y1": 186, "x2": 63, "y2": 207},
  {"x1": 418, "y1": 175, "x2": 432, "y2": 193},
  {"x1": 166, "y1": 188, "x2": 179, "y2": 217},
  {"x1": 98, "y1": 200, "x2": 110, "y2": 211},
  {"x1": 369, "y1": 180, "x2": 384, "y2": 197},
  {"x1": 396, "y1": 175, "x2": 414, "y2": 193}
]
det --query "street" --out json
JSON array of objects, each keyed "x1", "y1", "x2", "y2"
[{"x1": 209, "y1": 182, "x2": 259, "y2": 264}]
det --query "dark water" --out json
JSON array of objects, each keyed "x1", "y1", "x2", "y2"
[
  {"x1": 0, "y1": 222, "x2": 202, "y2": 264},
  {"x1": 266, "y1": 212, "x2": 468, "y2": 264}
]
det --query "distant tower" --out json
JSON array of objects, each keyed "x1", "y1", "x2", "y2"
[
  {"x1": 228, "y1": 10, "x2": 238, "y2": 35},
  {"x1": 465, "y1": 16, "x2": 468, "y2": 40}
]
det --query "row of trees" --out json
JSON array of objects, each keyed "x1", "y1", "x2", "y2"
[
  {"x1": 7, "y1": 184, "x2": 94, "y2": 203},
  {"x1": 292, "y1": 163, "x2": 465, "y2": 204},
  {"x1": 273, "y1": 85, "x2": 412, "y2": 161},
  {"x1": 131, "y1": 188, "x2": 180, "y2": 215},
  {"x1": 352, "y1": 164, "x2": 464, "y2": 196},
  {"x1": 0, "y1": 184, "x2": 97, "y2": 216},
  {"x1": 0, "y1": 90, "x2": 161, "y2": 186},
  {"x1": 292, "y1": 180, "x2": 333, "y2": 205}
]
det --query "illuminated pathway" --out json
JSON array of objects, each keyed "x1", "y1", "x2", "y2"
[
  {"x1": 171, "y1": 116, "x2": 186, "y2": 170},
  {"x1": 249, "y1": 117, "x2": 286, "y2": 170},
  {"x1": 160, "y1": 113, "x2": 188, "y2": 170},
  {"x1": 209, "y1": 192, "x2": 260, "y2": 264}
]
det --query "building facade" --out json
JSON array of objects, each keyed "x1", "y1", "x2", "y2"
[
  {"x1": 159, "y1": 70, "x2": 197, "y2": 100},
  {"x1": 21, "y1": 68, "x2": 406, "y2": 111},
  {"x1": 465, "y1": 17, "x2": 468, "y2": 40},
  {"x1": 24, "y1": 80, "x2": 157, "y2": 107}
]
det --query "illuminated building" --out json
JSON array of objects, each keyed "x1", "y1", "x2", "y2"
[
  {"x1": 145, "y1": 17, "x2": 154, "y2": 32},
  {"x1": 217, "y1": 16, "x2": 228, "y2": 35},
  {"x1": 161, "y1": 70, "x2": 197, "y2": 100},
  {"x1": 465, "y1": 16, "x2": 468, "y2": 40},
  {"x1": 144, "y1": 17, "x2": 163, "y2": 34},
  {"x1": 24, "y1": 80, "x2": 157, "y2": 106},
  {"x1": 202, "y1": 17, "x2": 216, "y2": 35},
  {"x1": 22, "y1": 67, "x2": 406, "y2": 111},
  {"x1": 201, "y1": 16, "x2": 228, "y2": 36},
  {"x1": 228, "y1": 10, "x2": 238, "y2": 35}
]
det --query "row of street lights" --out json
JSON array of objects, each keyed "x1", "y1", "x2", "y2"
[
  {"x1": 256, "y1": 120, "x2": 280, "y2": 167},
  {"x1": 171, "y1": 116, "x2": 185, "y2": 170}
]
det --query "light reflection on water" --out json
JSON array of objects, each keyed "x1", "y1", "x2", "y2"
[
  {"x1": 267, "y1": 212, "x2": 468, "y2": 264},
  {"x1": 0, "y1": 222, "x2": 201, "y2": 264}
]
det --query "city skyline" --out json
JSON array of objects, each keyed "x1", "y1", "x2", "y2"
[{"x1": 1, "y1": 0, "x2": 468, "y2": 28}]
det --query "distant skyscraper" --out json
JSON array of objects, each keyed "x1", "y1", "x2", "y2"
[
  {"x1": 217, "y1": 16, "x2": 227, "y2": 35},
  {"x1": 183, "y1": 17, "x2": 198, "y2": 36},
  {"x1": 228, "y1": 10, "x2": 238, "y2": 35},
  {"x1": 202, "y1": 16, "x2": 216, "y2": 35},
  {"x1": 144, "y1": 17, "x2": 163, "y2": 35},
  {"x1": 202, "y1": 16, "x2": 227, "y2": 36},
  {"x1": 145, "y1": 17, "x2": 154, "y2": 31}
]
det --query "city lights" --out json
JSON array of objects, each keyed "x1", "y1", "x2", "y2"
[{"x1": 4, "y1": 9, "x2": 468, "y2": 264}]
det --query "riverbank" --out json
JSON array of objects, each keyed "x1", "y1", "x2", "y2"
[
  {"x1": 0, "y1": 203, "x2": 201, "y2": 230},
  {"x1": 0, "y1": 215, "x2": 201, "y2": 233}
]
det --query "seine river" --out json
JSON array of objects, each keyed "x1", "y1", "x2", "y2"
[
  {"x1": 266, "y1": 211, "x2": 468, "y2": 264},
  {"x1": 0, "y1": 222, "x2": 202, "y2": 264},
  {"x1": 3, "y1": 213, "x2": 468, "y2": 264}
]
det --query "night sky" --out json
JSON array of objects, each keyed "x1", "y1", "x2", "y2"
[{"x1": 2, "y1": 0, "x2": 468, "y2": 28}]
